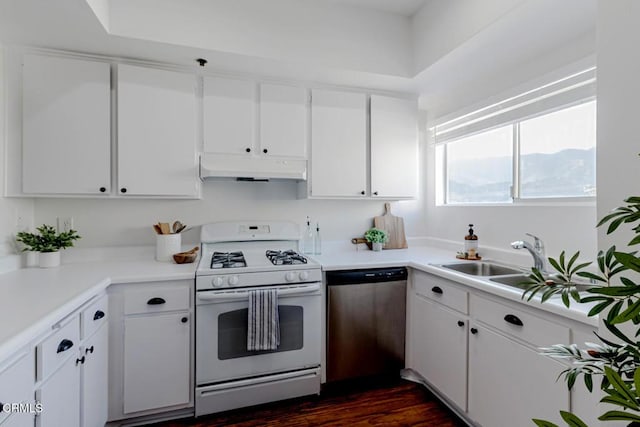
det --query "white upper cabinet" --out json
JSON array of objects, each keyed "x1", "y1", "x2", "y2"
[
  {"x1": 370, "y1": 95, "x2": 418, "y2": 198},
  {"x1": 203, "y1": 76, "x2": 255, "y2": 155},
  {"x1": 310, "y1": 89, "x2": 367, "y2": 197},
  {"x1": 259, "y1": 84, "x2": 307, "y2": 158},
  {"x1": 117, "y1": 64, "x2": 199, "y2": 197},
  {"x1": 22, "y1": 54, "x2": 111, "y2": 195}
]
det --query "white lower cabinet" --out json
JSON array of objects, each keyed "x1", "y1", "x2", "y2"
[
  {"x1": 0, "y1": 350, "x2": 35, "y2": 427},
  {"x1": 36, "y1": 353, "x2": 81, "y2": 427},
  {"x1": 468, "y1": 323, "x2": 568, "y2": 426},
  {"x1": 81, "y1": 324, "x2": 109, "y2": 427},
  {"x1": 109, "y1": 280, "x2": 193, "y2": 421},
  {"x1": 123, "y1": 312, "x2": 191, "y2": 414}
]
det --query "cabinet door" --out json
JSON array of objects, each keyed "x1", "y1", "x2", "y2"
[
  {"x1": 22, "y1": 54, "x2": 110, "y2": 195},
  {"x1": 370, "y1": 95, "x2": 418, "y2": 199},
  {"x1": 117, "y1": 64, "x2": 198, "y2": 197},
  {"x1": 123, "y1": 312, "x2": 190, "y2": 414},
  {"x1": 259, "y1": 84, "x2": 307, "y2": 158},
  {"x1": 0, "y1": 350, "x2": 34, "y2": 426},
  {"x1": 468, "y1": 324, "x2": 568, "y2": 427},
  {"x1": 409, "y1": 295, "x2": 467, "y2": 410},
  {"x1": 36, "y1": 354, "x2": 81, "y2": 427},
  {"x1": 310, "y1": 89, "x2": 366, "y2": 197},
  {"x1": 203, "y1": 76, "x2": 255, "y2": 155},
  {"x1": 81, "y1": 324, "x2": 108, "y2": 427}
]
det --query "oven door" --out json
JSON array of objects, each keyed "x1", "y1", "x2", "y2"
[{"x1": 196, "y1": 282, "x2": 322, "y2": 385}]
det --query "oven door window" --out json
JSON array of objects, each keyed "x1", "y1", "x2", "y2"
[{"x1": 218, "y1": 305, "x2": 303, "y2": 360}]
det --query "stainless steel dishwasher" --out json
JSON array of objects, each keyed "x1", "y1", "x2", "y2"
[{"x1": 326, "y1": 267, "x2": 407, "y2": 383}]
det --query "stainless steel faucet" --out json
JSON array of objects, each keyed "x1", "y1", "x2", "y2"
[{"x1": 511, "y1": 233, "x2": 547, "y2": 273}]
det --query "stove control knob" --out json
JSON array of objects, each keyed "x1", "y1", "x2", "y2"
[
  {"x1": 229, "y1": 275, "x2": 240, "y2": 286},
  {"x1": 285, "y1": 272, "x2": 297, "y2": 282},
  {"x1": 299, "y1": 271, "x2": 309, "y2": 281},
  {"x1": 212, "y1": 277, "x2": 225, "y2": 288}
]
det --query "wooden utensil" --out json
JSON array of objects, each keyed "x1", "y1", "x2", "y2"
[
  {"x1": 174, "y1": 224, "x2": 187, "y2": 234},
  {"x1": 373, "y1": 203, "x2": 407, "y2": 249},
  {"x1": 159, "y1": 222, "x2": 171, "y2": 235},
  {"x1": 172, "y1": 246, "x2": 199, "y2": 264},
  {"x1": 172, "y1": 221, "x2": 184, "y2": 233},
  {"x1": 153, "y1": 224, "x2": 162, "y2": 235}
]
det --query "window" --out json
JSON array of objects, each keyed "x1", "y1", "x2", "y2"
[{"x1": 434, "y1": 69, "x2": 596, "y2": 205}]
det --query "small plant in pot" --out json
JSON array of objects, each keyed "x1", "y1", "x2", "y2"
[
  {"x1": 16, "y1": 224, "x2": 81, "y2": 268},
  {"x1": 365, "y1": 228, "x2": 388, "y2": 251}
]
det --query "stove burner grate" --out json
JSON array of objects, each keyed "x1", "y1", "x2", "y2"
[
  {"x1": 210, "y1": 251, "x2": 247, "y2": 269},
  {"x1": 265, "y1": 249, "x2": 308, "y2": 266}
]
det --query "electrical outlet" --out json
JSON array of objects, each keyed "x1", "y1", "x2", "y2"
[{"x1": 57, "y1": 217, "x2": 74, "y2": 233}]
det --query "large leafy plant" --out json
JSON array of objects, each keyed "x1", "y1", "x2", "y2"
[
  {"x1": 518, "y1": 190, "x2": 640, "y2": 426},
  {"x1": 16, "y1": 224, "x2": 81, "y2": 253}
]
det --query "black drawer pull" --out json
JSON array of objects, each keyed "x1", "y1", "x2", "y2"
[
  {"x1": 181, "y1": 317, "x2": 188, "y2": 323},
  {"x1": 504, "y1": 314, "x2": 523, "y2": 326},
  {"x1": 85, "y1": 346, "x2": 94, "y2": 355},
  {"x1": 470, "y1": 328, "x2": 478, "y2": 335},
  {"x1": 431, "y1": 286, "x2": 443, "y2": 294},
  {"x1": 93, "y1": 310, "x2": 105, "y2": 321},
  {"x1": 147, "y1": 297, "x2": 166, "y2": 305},
  {"x1": 76, "y1": 356, "x2": 85, "y2": 366},
  {"x1": 457, "y1": 320, "x2": 465, "y2": 327},
  {"x1": 57, "y1": 339, "x2": 74, "y2": 353}
]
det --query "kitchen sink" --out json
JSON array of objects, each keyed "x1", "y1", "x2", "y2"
[
  {"x1": 489, "y1": 274, "x2": 594, "y2": 292},
  {"x1": 438, "y1": 262, "x2": 523, "y2": 277}
]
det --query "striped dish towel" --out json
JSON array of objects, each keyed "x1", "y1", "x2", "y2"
[{"x1": 247, "y1": 288, "x2": 280, "y2": 351}]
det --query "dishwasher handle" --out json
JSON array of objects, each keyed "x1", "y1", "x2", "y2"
[{"x1": 326, "y1": 267, "x2": 407, "y2": 285}]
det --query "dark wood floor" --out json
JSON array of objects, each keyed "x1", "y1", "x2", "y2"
[{"x1": 149, "y1": 379, "x2": 467, "y2": 427}]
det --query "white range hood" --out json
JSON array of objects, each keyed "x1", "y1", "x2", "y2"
[{"x1": 199, "y1": 153, "x2": 307, "y2": 181}]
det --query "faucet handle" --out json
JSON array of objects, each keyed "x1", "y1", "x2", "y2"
[{"x1": 525, "y1": 233, "x2": 544, "y2": 251}]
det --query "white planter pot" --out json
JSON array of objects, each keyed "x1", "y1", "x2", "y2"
[
  {"x1": 39, "y1": 251, "x2": 60, "y2": 268},
  {"x1": 156, "y1": 233, "x2": 182, "y2": 262},
  {"x1": 372, "y1": 242, "x2": 383, "y2": 252}
]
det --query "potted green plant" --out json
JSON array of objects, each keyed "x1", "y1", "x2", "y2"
[
  {"x1": 520, "y1": 155, "x2": 640, "y2": 426},
  {"x1": 365, "y1": 227, "x2": 388, "y2": 251},
  {"x1": 16, "y1": 224, "x2": 81, "y2": 268}
]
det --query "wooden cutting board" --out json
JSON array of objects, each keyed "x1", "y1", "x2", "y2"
[{"x1": 373, "y1": 203, "x2": 407, "y2": 249}]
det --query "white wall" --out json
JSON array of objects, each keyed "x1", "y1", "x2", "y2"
[
  {"x1": 0, "y1": 46, "x2": 34, "y2": 258},
  {"x1": 596, "y1": 0, "x2": 640, "y2": 253},
  {"x1": 108, "y1": 0, "x2": 413, "y2": 78},
  {"x1": 32, "y1": 182, "x2": 426, "y2": 248}
]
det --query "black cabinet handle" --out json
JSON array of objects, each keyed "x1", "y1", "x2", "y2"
[
  {"x1": 504, "y1": 314, "x2": 524, "y2": 326},
  {"x1": 57, "y1": 339, "x2": 74, "y2": 353},
  {"x1": 120, "y1": 188, "x2": 127, "y2": 194},
  {"x1": 85, "y1": 346, "x2": 94, "y2": 355},
  {"x1": 360, "y1": 191, "x2": 365, "y2": 195},
  {"x1": 75, "y1": 356, "x2": 85, "y2": 366},
  {"x1": 263, "y1": 148, "x2": 268, "y2": 154},
  {"x1": 470, "y1": 328, "x2": 478, "y2": 335},
  {"x1": 245, "y1": 148, "x2": 251, "y2": 153},
  {"x1": 431, "y1": 286, "x2": 443, "y2": 294},
  {"x1": 147, "y1": 297, "x2": 166, "y2": 305},
  {"x1": 99, "y1": 187, "x2": 106, "y2": 193},
  {"x1": 181, "y1": 317, "x2": 188, "y2": 323},
  {"x1": 457, "y1": 320, "x2": 465, "y2": 327},
  {"x1": 93, "y1": 310, "x2": 105, "y2": 321},
  {"x1": 373, "y1": 191, "x2": 379, "y2": 196}
]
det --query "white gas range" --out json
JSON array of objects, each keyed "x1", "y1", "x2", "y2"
[{"x1": 194, "y1": 221, "x2": 322, "y2": 417}]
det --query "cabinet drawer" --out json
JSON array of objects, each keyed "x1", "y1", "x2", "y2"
[
  {"x1": 470, "y1": 295, "x2": 569, "y2": 347},
  {"x1": 37, "y1": 315, "x2": 80, "y2": 381},
  {"x1": 0, "y1": 350, "x2": 34, "y2": 424},
  {"x1": 82, "y1": 294, "x2": 108, "y2": 339},
  {"x1": 124, "y1": 285, "x2": 190, "y2": 315},
  {"x1": 413, "y1": 270, "x2": 468, "y2": 314}
]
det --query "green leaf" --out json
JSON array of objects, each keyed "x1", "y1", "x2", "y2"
[
  {"x1": 532, "y1": 420, "x2": 559, "y2": 427},
  {"x1": 629, "y1": 234, "x2": 640, "y2": 246},
  {"x1": 635, "y1": 368, "x2": 640, "y2": 398},
  {"x1": 577, "y1": 271, "x2": 606, "y2": 282},
  {"x1": 604, "y1": 320, "x2": 637, "y2": 346},
  {"x1": 601, "y1": 395, "x2": 640, "y2": 411},
  {"x1": 608, "y1": 216, "x2": 628, "y2": 234},
  {"x1": 549, "y1": 257, "x2": 563, "y2": 274},
  {"x1": 614, "y1": 252, "x2": 640, "y2": 274},
  {"x1": 567, "y1": 251, "x2": 580, "y2": 273},
  {"x1": 561, "y1": 289, "x2": 570, "y2": 307},
  {"x1": 588, "y1": 286, "x2": 640, "y2": 297},
  {"x1": 585, "y1": 374, "x2": 593, "y2": 393},
  {"x1": 588, "y1": 300, "x2": 613, "y2": 317},
  {"x1": 604, "y1": 366, "x2": 637, "y2": 404},
  {"x1": 599, "y1": 410, "x2": 640, "y2": 421},
  {"x1": 559, "y1": 411, "x2": 589, "y2": 427},
  {"x1": 612, "y1": 298, "x2": 640, "y2": 324}
]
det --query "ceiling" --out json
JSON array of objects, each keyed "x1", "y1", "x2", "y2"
[{"x1": 323, "y1": 0, "x2": 428, "y2": 16}]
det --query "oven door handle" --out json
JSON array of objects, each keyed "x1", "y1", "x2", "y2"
[{"x1": 197, "y1": 283, "x2": 321, "y2": 302}]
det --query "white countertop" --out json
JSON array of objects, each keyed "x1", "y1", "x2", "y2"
[
  {"x1": 0, "y1": 256, "x2": 196, "y2": 362},
  {"x1": 0, "y1": 242, "x2": 597, "y2": 363}
]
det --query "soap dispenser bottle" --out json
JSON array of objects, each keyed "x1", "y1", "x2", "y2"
[
  {"x1": 302, "y1": 217, "x2": 315, "y2": 254},
  {"x1": 464, "y1": 223, "x2": 479, "y2": 257}
]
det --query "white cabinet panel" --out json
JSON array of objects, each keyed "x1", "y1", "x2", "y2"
[
  {"x1": 36, "y1": 355, "x2": 81, "y2": 427},
  {"x1": 123, "y1": 312, "x2": 190, "y2": 414},
  {"x1": 311, "y1": 89, "x2": 366, "y2": 197},
  {"x1": 410, "y1": 295, "x2": 467, "y2": 410},
  {"x1": 117, "y1": 64, "x2": 198, "y2": 197},
  {"x1": 203, "y1": 76, "x2": 255, "y2": 155},
  {"x1": 260, "y1": 84, "x2": 307, "y2": 158},
  {"x1": 22, "y1": 54, "x2": 111, "y2": 195},
  {"x1": 468, "y1": 324, "x2": 568, "y2": 427},
  {"x1": 81, "y1": 324, "x2": 108, "y2": 427},
  {"x1": 370, "y1": 95, "x2": 418, "y2": 199},
  {"x1": 0, "y1": 350, "x2": 34, "y2": 427}
]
